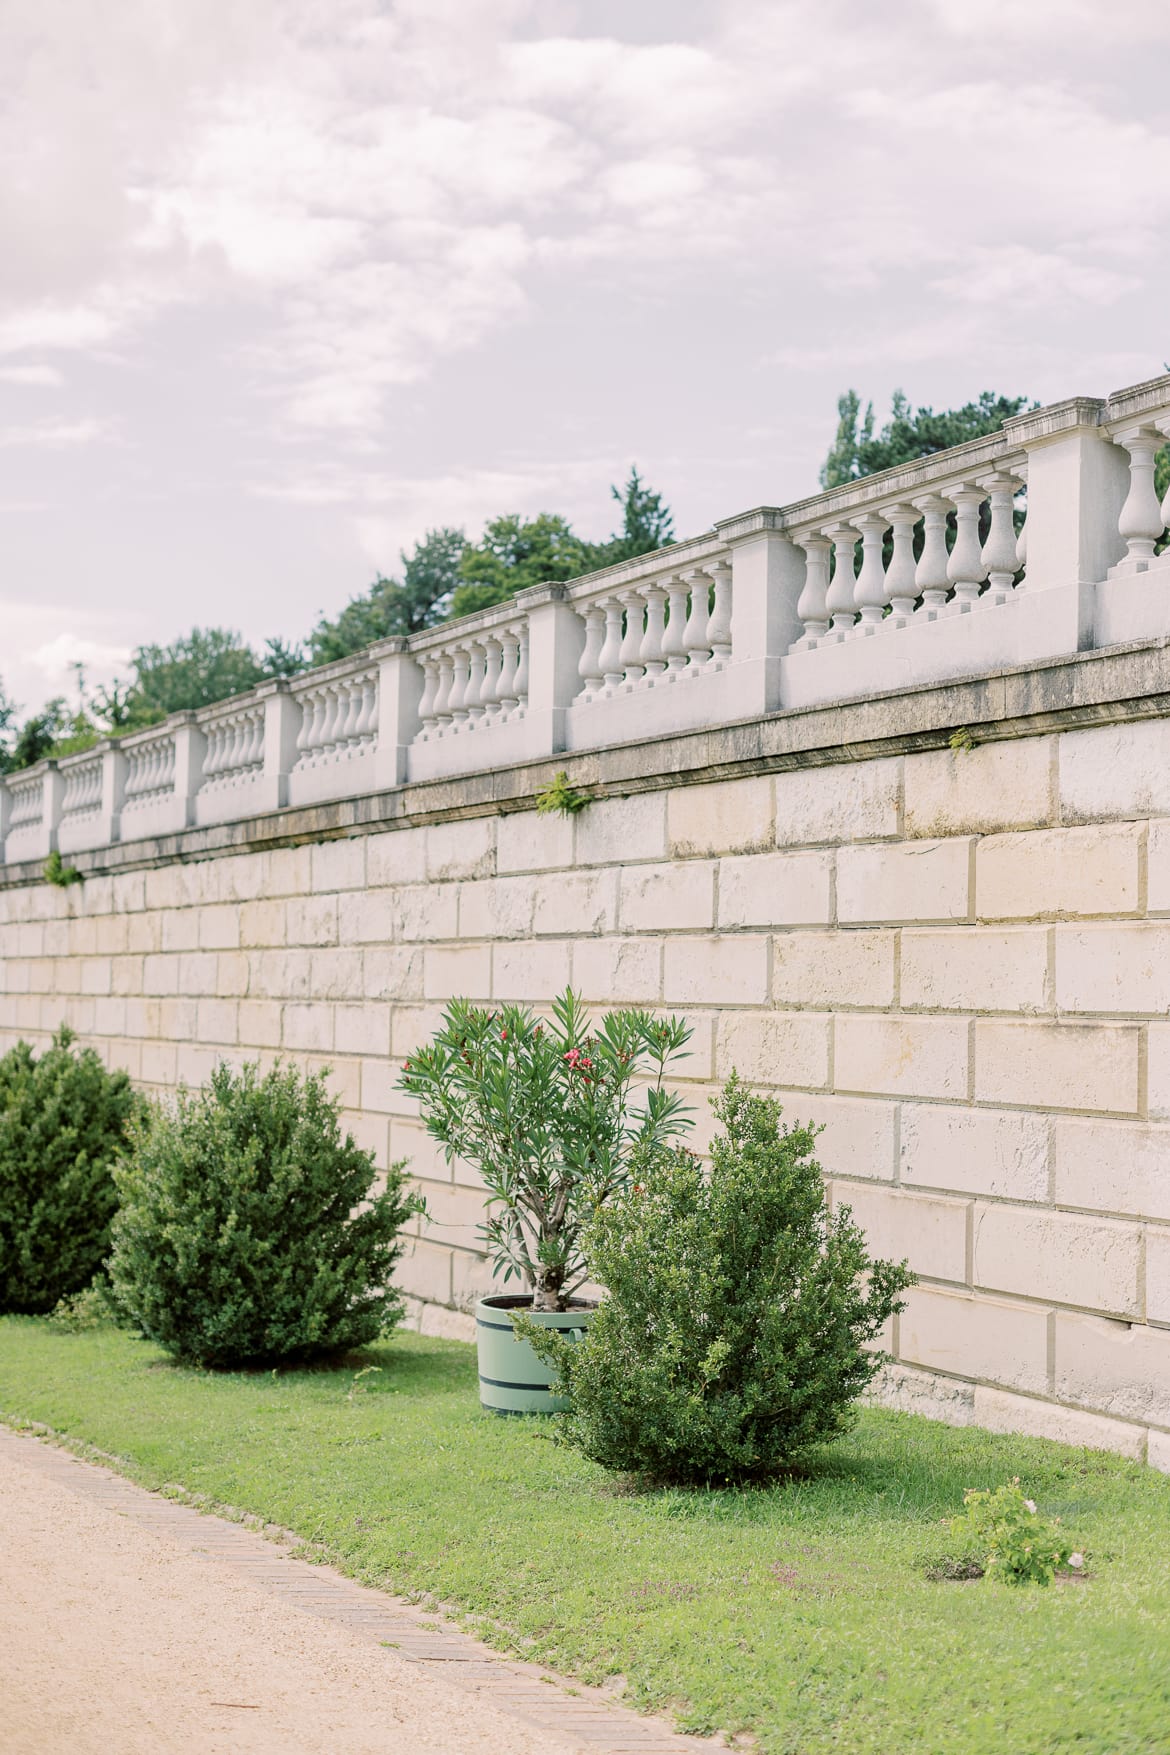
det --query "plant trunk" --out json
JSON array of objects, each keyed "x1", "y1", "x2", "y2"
[{"x1": 530, "y1": 1270, "x2": 567, "y2": 1313}]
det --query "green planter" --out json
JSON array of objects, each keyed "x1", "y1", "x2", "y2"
[{"x1": 475, "y1": 1293, "x2": 595, "y2": 1415}]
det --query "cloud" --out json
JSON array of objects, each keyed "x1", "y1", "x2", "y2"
[
  {"x1": 0, "y1": 416, "x2": 110, "y2": 447},
  {"x1": 0, "y1": 364, "x2": 63, "y2": 387}
]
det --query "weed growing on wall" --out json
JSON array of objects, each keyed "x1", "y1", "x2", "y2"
[{"x1": 109, "y1": 1060, "x2": 422, "y2": 1367}]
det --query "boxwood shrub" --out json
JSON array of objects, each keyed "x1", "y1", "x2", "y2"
[{"x1": 109, "y1": 1059, "x2": 421, "y2": 1367}]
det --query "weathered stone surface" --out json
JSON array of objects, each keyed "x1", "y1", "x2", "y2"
[
  {"x1": 714, "y1": 1010, "x2": 831, "y2": 1090},
  {"x1": 901, "y1": 926, "x2": 1049, "y2": 1013},
  {"x1": 835, "y1": 1014, "x2": 970, "y2": 1100},
  {"x1": 899, "y1": 1286, "x2": 1049, "y2": 1394},
  {"x1": 1053, "y1": 1311, "x2": 1170, "y2": 1424},
  {"x1": 976, "y1": 823, "x2": 1141, "y2": 919},
  {"x1": 620, "y1": 862, "x2": 715, "y2": 933},
  {"x1": 667, "y1": 777, "x2": 773, "y2": 857},
  {"x1": 901, "y1": 1104, "x2": 1050, "y2": 1202},
  {"x1": 1054, "y1": 1118, "x2": 1170, "y2": 1219},
  {"x1": 717, "y1": 850, "x2": 833, "y2": 928},
  {"x1": 1055, "y1": 922, "x2": 1170, "y2": 1014},
  {"x1": 771, "y1": 929, "x2": 896, "y2": 1010},
  {"x1": 774, "y1": 757, "x2": 900, "y2": 847},
  {"x1": 972, "y1": 1203, "x2": 1142, "y2": 1317},
  {"x1": 903, "y1": 738, "x2": 1053, "y2": 838},
  {"x1": 574, "y1": 793, "x2": 667, "y2": 866},
  {"x1": 831, "y1": 1181, "x2": 968, "y2": 1282},
  {"x1": 837, "y1": 838, "x2": 970, "y2": 924},
  {"x1": 971, "y1": 1386, "x2": 1146, "y2": 1458},
  {"x1": 974, "y1": 1019, "x2": 1139, "y2": 1113}
]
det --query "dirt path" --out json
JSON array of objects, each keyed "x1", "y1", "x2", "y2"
[{"x1": 0, "y1": 1428, "x2": 697, "y2": 1755}]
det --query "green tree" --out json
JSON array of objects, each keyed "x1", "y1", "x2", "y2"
[
  {"x1": 820, "y1": 389, "x2": 1034, "y2": 489},
  {"x1": 591, "y1": 465, "x2": 675, "y2": 568},
  {"x1": 0, "y1": 680, "x2": 19, "y2": 774},
  {"x1": 451, "y1": 512, "x2": 592, "y2": 620},
  {"x1": 116, "y1": 627, "x2": 267, "y2": 730},
  {"x1": 309, "y1": 527, "x2": 468, "y2": 665}
]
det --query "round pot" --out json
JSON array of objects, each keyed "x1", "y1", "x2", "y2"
[{"x1": 475, "y1": 1293, "x2": 595, "y2": 1416}]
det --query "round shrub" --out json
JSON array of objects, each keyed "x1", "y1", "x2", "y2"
[
  {"x1": 109, "y1": 1060, "x2": 421, "y2": 1367},
  {"x1": 0, "y1": 1027, "x2": 139, "y2": 1315},
  {"x1": 526, "y1": 1074, "x2": 915, "y2": 1483}
]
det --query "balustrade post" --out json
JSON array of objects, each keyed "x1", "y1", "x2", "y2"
[
  {"x1": 99, "y1": 739, "x2": 127, "y2": 845},
  {"x1": 515, "y1": 583, "x2": 585, "y2": 757},
  {"x1": 371, "y1": 638, "x2": 423, "y2": 789},
  {"x1": 171, "y1": 715, "x2": 206, "y2": 829},
  {"x1": 712, "y1": 513, "x2": 804, "y2": 714},
  {"x1": 1003, "y1": 398, "x2": 1126, "y2": 594},
  {"x1": 255, "y1": 681, "x2": 301, "y2": 810}
]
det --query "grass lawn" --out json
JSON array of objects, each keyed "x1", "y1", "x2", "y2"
[{"x1": 2, "y1": 1319, "x2": 1168, "y2": 1754}]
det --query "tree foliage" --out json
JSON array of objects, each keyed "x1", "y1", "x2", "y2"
[
  {"x1": 109, "y1": 1060, "x2": 422, "y2": 1367},
  {"x1": 309, "y1": 527, "x2": 468, "y2": 665},
  {"x1": 0, "y1": 1027, "x2": 141, "y2": 1314},
  {"x1": 526, "y1": 1076, "x2": 915, "y2": 1482},
  {"x1": 820, "y1": 389, "x2": 1035, "y2": 489}
]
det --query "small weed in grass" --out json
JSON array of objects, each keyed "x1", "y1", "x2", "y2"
[{"x1": 2, "y1": 1319, "x2": 1169, "y2": 1755}]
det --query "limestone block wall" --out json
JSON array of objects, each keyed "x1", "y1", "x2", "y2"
[{"x1": 3, "y1": 696, "x2": 1170, "y2": 1468}]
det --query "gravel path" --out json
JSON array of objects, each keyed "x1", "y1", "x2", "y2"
[{"x1": 0, "y1": 1428, "x2": 698, "y2": 1755}]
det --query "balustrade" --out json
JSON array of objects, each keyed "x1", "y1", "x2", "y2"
[
  {"x1": 122, "y1": 733, "x2": 176, "y2": 810},
  {"x1": 59, "y1": 755, "x2": 102, "y2": 820},
  {"x1": 201, "y1": 706, "x2": 265, "y2": 790},
  {"x1": 569, "y1": 560, "x2": 730, "y2": 701},
  {"x1": 293, "y1": 667, "x2": 377, "y2": 768},
  {"x1": 7, "y1": 773, "x2": 44, "y2": 830},
  {"x1": 415, "y1": 619, "x2": 529, "y2": 740}
]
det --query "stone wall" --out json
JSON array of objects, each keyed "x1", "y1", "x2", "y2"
[{"x1": 3, "y1": 649, "x2": 1170, "y2": 1467}]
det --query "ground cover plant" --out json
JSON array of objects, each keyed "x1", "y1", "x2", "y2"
[
  {"x1": 0, "y1": 1028, "x2": 140, "y2": 1314},
  {"x1": 526, "y1": 1077, "x2": 914, "y2": 1481},
  {"x1": 2, "y1": 1320, "x2": 1168, "y2": 1755},
  {"x1": 401, "y1": 988, "x2": 691, "y2": 1311},
  {"x1": 109, "y1": 1060, "x2": 420, "y2": 1366}
]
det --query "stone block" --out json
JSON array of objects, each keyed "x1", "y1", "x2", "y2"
[
  {"x1": 971, "y1": 1385, "x2": 1146, "y2": 1458},
  {"x1": 394, "y1": 1239, "x2": 453, "y2": 1305},
  {"x1": 93, "y1": 915, "x2": 129, "y2": 956},
  {"x1": 338, "y1": 889, "x2": 396, "y2": 946},
  {"x1": 571, "y1": 936, "x2": 662, "y2": 1003},
  {"x1": 620, "y1": 862, "x2": 715, "y2": 933},
  {"x1": 424, "y1": 944, "x2": 492, "y2": 1000},
  {"x1": 496, "y1": 810, "x2": 570, "y2": 875},
  {"x1": 866, "y1": 1362, "x2": 975, "y2": 1426},
  {"x1": 177, "y1": 952, "x2": 218, "y2": 997},
  {"x1": 837, "y1": 838, "x2": 970, "y2": 924},
  {"x1": 715, "y1": 1010, "x2": 831, "y2": 1090},
  {"x1": 419, "y1": 1180, "x2": 489, "y2": 1253},
  {"x1": 976, "y1": 823, "x2": 1140, "y2": 920},
  {"x1": 493, "y1": 940, "x2": 572, "y2": 1001},
  {"x1": 717, "y1": 850, "x2": 833, "y2": 929},
  {"x1": 1059, "y1": 719, "x2": 1170, "y2": 823},
  {"x1": 898, "y1": 1286, "x2": 1049, "y2": 1393},
  {"x1": 363, "y1": 1059, "x2": 418, "y2": 1118},
  {"x1": 667, "y1": 776, "x2": 773, "y2": 857},
  {"x1": 311, "y1": 836, "x2": 366, "y2": 893},
  {"x1": 262, "y1": 845, "x2": 313, "y2": 897},
  {"x1": 367, "y1": 826, "x2": 427, "y2": 886},
  {"x1": 139, "y1": 1039, "x2": 178, "y2": 1085},
  {"x1": 176, "y1": 1043, "x2": 223, "y2": 1086},
  {"x1": 450, "y1": 1247, "x2": 500, "y2": 1312},
  {"x1": 832, "y1": 1182, "x2": 968, "y2": 1282},
  {"x1": 215, "y1": 953, "x2": 250, "y2": 997},
  {"x1": 1145, "y1": 819, "x2": 1170, "y2": 913},
  {"x1": 214, "y1": 854, "x2": 267, "y2": 904},
  {"x1": 427, "y1": 817, "x2": 495, "y2": 880},
  {"x1": 389, "y1": 1004, "x2": 448, "y2": 1058},
  {"x1": 1054, "y1": 1118, "x2": 1170, "y2": 1219},
  {"x1": 237, "y1": 1000, "x2": 283, "y2": 1048},
  {"x1": 901, "y1": 926, "x2": 1049, "y2": 1013},
  {"x1": 972, "y1": 1202, "x2": 1141, "y2": 1316},
  {"x1": 239, "y1": 899, "x2": 288, "y2": 949},
  {"x1": 363, "y1": 946, "x2": 425, "y2": 1001},
  {"x1": 196, "y1": 998, "x2": 238, "y2": 1045},
  {"x1": 341, "y1": 1109, "x2": 389, "y2": 1168},
  {"x1": 903, "y1": 737, "x2": 1054, "y2": 838},
  {"x1": 126, "y1": 914, "x2": 161, "y2": 954},
  {"x1": 285, "y1": 895, "x2": 339, "y2": 948},
  {"x1": 1147, "y1": 1226, "x2": 1170, "y2": 1325},
  {"x1": 1148, "y1": 1430, "x2": 1170, "y2": 1473},
  {"x1": 774, "y1": 756, "x2": 901, "y2": 847},
  {"x1": 1056, "y1": 923, "x2": 1170, "y2": 1015},
  {"x1": 281, "y1": 1002, "x2": 333, "y2": 1052},
  {"x1": 308, "y1": 949, "x2": 364, "y2": 1000},
  {"x1": 334, "y1": 1001, "x2": 392, "y2": 1058},
  {"x1": 92, "y1": 996, "x2": 126, "y2": 1038},
  {"x1": 1053, "y1": 1310, "x2": 1170, "y2": 1424},
  {"x1": 771, "y1": 930, "x2": 896, "y2": 1010},
  {"x1": 974, "y1": 1019, "x2": 1139, "y2": 1114},
  {"x1": 663, "y1": 935, "x2": 769, "y2": 1006},
  {"x1": 533, "y1": 869, "x2": 618, "y2": 937},
  {"x1": 80, "y1": 958, "x2": 112, "y2": 997},
  {"x1": 835, "y1": 1014, "x2": 970, "y2": 1100},
  {"x1": 575, "y1": 794, "x2": 666, "y2": 866},
  {"x1": 391, "y1": 883, "x2": 460, "y2": 944},
  {"x1": 901, "y1": 1104, "x2": 1050, "y2": 1202},
  {"x1": 161, "y1": 909, "x2": 200, "y2": 953},
  {"x1": 458, "y1": 876, "x2": 534, "y2": 941},
  {"x1": 777, "y1": 1093, "x2": 898, "y2": 1182},
  {"x1": 248, "y1": 949, "x2": 312, "y2": 1000}
]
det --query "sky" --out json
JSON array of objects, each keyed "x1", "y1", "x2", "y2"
[{"x1": 1, "y1": 0, "x2": 1168, "y2": 713}]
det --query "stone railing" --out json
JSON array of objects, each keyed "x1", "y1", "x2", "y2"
[{"x1": 2, "y1": 371, "x2": 1169, "y2": 867}]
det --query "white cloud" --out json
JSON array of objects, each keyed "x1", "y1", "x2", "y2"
[
  {"x1": 0, "y1": 364, "x2": 63, "y2": 386},
  {"x1": 0, "y1": 416, "x2": 110, "y2": 447}
]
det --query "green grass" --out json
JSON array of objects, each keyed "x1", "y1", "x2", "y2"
[{"x1": 2, "y1": 1320, "x2": 1168, "y2": 1754}]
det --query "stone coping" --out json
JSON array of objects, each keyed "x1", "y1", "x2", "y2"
[{"x1": 3, "y1": 635, "x2": 1170, "y2": 889}]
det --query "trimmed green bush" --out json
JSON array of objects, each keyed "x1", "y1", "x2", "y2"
[
  {"x1": 0, "y1": 1028, "x2": 139, "y2": 1314},
  {"x1": 526, "y1": 1075, "x2": 915, "y2": 1483},
  {"x1": 109, "y1": 1060, "x2": 421, "y2": 1367}
]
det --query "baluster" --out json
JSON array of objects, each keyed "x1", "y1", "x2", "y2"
[
  {"x1": 318, "y1": 687, "x2": 342, "y2": 756},
  {"x1": 681, "y1": 568, "x2": 711, "y2": 668},
  {"x1": 598, "y1": 598, "x2": 625, "y2": 689},
  {"x1": 306, "y1": 691, "x2": 327, "y2": 757},
  {"x1": 577, "y1": 605, "x2": 606, "y2": 699},
  {"x1": 795, "y1": 535, "x2": 831, "y2": 645},
  {"x1": 853, "y1": 514, "x2": 891, "y2": 630},
  {"x1": 448, "y1": 648, "x2": 471, "y2": 726},
  {"x1": 661, "y1": 577, "x2": 689, "y2": 675},
  {"x1": 162, "y1": 739, "x2": 176, "y2": 791},
  {"x1": 294, "y1": 692, "x2": 313, "y2": 756},
  {"x1": 707, "y1": 561, "x2": 733, "y2": 664},
  {"x1": 228, "y1": 716, "x2": 246, "y2": 773},
  {"x1": 639, "y1": 585, "x2": 668, "y2": 678},
  {"x1": 980, "y1": 471, "x2": 1023, "y2": 602},
  {"x1": 497, "y1": 633, "x2": 520, "y2": 713},
  {"x1": 465, "y1": 643, "x2": 487, "y2": 722},
  {"x1": 513, "y1": 626, "x2": 530, "y2": 705},
  {"x1": 433, "y1": 652, "x2": 455, "y2": 726},
  {"x1": 203, "y1": 725, "x2": 220, "y2": 780},
  {"x1": 248, "y1": 712, "x2": 264, "y2": 768},
  {"x1": 481, "y1": 639, "x2": 503, "y2": 718},
  {"x1": 948, "y1": 484, "x2": 988, "y2": 609},
  {"x1": 825, "y1": 524, "x2": 860, "y2": 635},
  {"x1": 914, "y1": 493, "x2": 952, "y2": 617},
  {"x1": 619, "y1": 591, "x2": 646, "y2": 685},
  {"x1": 884, "y1": 505, "x2": 919, "y2": 622},
  {"x1": 355, "y1": 675, "x2": 376, "y2": 742},
  {"x1": 1116, "y1": 426, "x2": 1166, "y2": 568},
  {"x1": 418, "y1": 658, "x2": 439, "y2": 728},
  {"x1": 343, "y1": 681, "x2": 366, "y2": 747}
]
